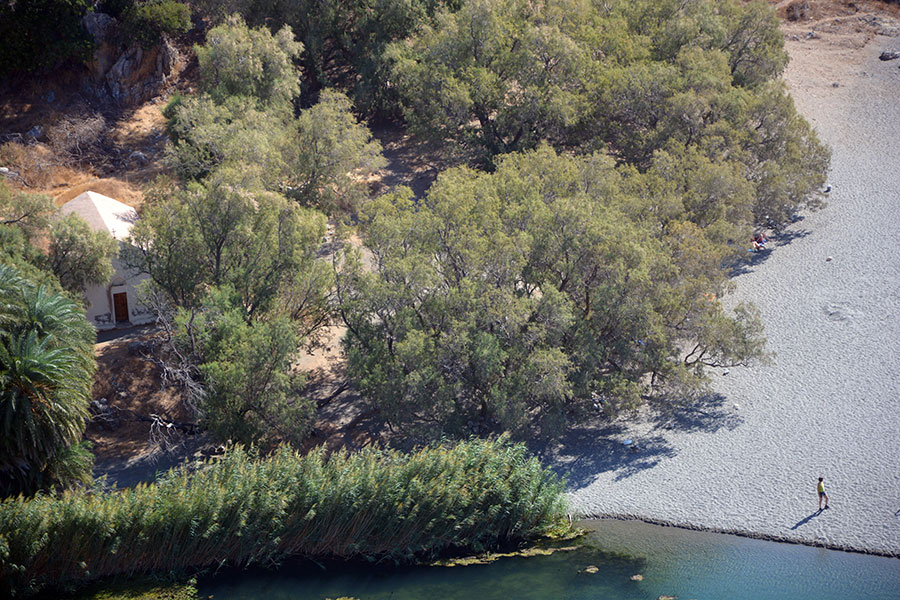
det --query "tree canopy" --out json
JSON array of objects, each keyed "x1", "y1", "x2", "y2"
[
  {"x1": 164, "y1": 18, "x2": 385, "y2": 216},
  {"x1": 124, "y1": 170, "x2": 328, "y2": 316},
  {"x1": 387, "y1": 0, "x2": 828, "y2": 226},
  {"x1": 122, "y1": 174, "x2": 329, "y2": 445},
  {"x1": 189, "y1": 0, "x2": 460, "y2": 115},
  {"x1": 195, "y1": 15, "x2": 303, "y2": 108},
  {"x1": 338, "y1": 146, "x2": 768, "y2": 438},
  {"x1": 48, "y1": 213, "x2": 118, "y2": 296}
]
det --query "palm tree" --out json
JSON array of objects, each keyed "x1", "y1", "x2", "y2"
[{"x1": 0, "y1": 264, "x2": 95, "y2": 496}]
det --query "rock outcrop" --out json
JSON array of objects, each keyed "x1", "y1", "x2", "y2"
[{"x1": 81, "y1": 12, "x2": 179, "y2": 106}]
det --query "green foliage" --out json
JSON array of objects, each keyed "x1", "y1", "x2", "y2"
[
  {"x1": 167, "y1": 20, "x2": 385, "y2": 216},
  {"x1": 124, "y1": 171, "x2": 328, "y2": 315},
  {"x1": 67, "y1": 576, "x2": 199, "y2": 600},
  {"x1": 195, "y1": 15, "x2": 303, "y2": 108},
  {"x1": 121, "y1": 180, "x2": 207, "y2": 308},
  {"x1": 0, "y1": 0, "x2": 94, "y2": 76},
  {"x1": 189, "y1": 0, "x2": 457, "y2": 116},
  {"x1": 175, "y1": 289, "x2": 314, "y2": 446},
  {"x1": 120, "y1": 0, "x2": 192, "y2": 48},
  {"x1": 289, "y1": 90, "x2": 387, "y2": 214},
  {"x1": 49, "y1": 214, "x2": 118, "y2": 296},
  {"x1": 388, "y1": 0, "x2": 596, "y2": 161},
  {"x1": 0, "y1": 182, "x2": 56, "y2": 240},
  {"x1": 0, "y1": 439, "x2": 570, "y2": 597},
  {"x1": 1, "y1": 180, "x2": 118, "y2": 295},
  {"x1": 0, "y1": 183, "x2": 59, "y2": 285},
  {"x1": 339, "y1": 146, "x2": 769, "y2": 437},
  {"x1": 388, "y1": 0, "x2": 827, "y2": 226},
  {"x1": 122, "y1": 172, "x2": 330, "y2": 446},
  {"x1": 0, "y1": 265, "x2": 95, "y2": 497},
  {"x1": 164, "y1": 95, "x2": 290, "y2": 183}
]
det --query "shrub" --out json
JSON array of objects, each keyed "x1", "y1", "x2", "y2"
[
  {"x1": 46, "y1": 114, "x2": 107, "y2": 165},
  {"x1": 0, "y1": 142, "x2": 57, "y2": 189},
  {"x1": 195, "y1": 15, "x2": 302, "y2": 107},
  {"x1": 121, "y1": 0, "x2": 192, "y2": 48},
  {"x1": 0, "y1": 439, "x2": 570, "y2": 597}
]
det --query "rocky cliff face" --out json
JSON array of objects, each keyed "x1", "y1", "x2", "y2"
[{"x1": 82, "y1": 12, "x2": 179, "y2": 106}]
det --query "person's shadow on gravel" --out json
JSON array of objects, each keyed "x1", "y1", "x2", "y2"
[{"x1": 791, "y1": 510, "x2": 823, "y2": 530}]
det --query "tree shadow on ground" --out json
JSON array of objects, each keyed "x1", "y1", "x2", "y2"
[
  {"x1": 728, "y1": 220, "x2": 812, "y2": 277},
  {"x1": 537, "y1": 392, "x2": 743, "y2": 490},
  {"x1": 534, "y1": 421, "x2": 677, "y2": 489},
  {"x1": 648, "y1": 392, "x2": 743, "y2": 434},
  {"x1": 92, "y1": 433, "x2": 211, "y2": 489},
  {"x1": 729, "y1": 245, "x2": 776, "y2": 276},
  {"x1": 371, "y1": 124, "x2": 462, "y2": 199}
]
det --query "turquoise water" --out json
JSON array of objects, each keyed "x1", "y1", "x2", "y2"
[{"x1": 199, "y1": 519, "x2": 900, "y2": 600}]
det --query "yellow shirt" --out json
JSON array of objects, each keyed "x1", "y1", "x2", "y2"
[{"x1": 817, "y1": 481, "x2": 825, "y2": 493}]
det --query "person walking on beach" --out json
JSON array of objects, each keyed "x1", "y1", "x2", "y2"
[{"x1": 818, "y1": 477, "x2": 830, "y2": 510}]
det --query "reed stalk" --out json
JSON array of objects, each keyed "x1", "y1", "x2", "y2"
[{"x1": 0, "y1": 437, "x2": 569, "y2": 597}]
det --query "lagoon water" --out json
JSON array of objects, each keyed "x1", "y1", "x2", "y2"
[{"x1": 199, "y1": 519, "x2": 900, "y2": 600}]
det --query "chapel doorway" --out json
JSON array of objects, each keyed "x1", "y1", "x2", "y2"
[{"x1": 113, "y1": 292, "x2": 129, "y2": 323}]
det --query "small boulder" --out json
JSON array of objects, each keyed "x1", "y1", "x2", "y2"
[
  {"x1": 786, "y1": 0, "x2": 810, "y2": 21},
  {"x1": 879, "y1": 49, "x2": 900, "y2": 61},
  {"x1": 129, "y1": 150, "x2": 148, "y2": 165}
]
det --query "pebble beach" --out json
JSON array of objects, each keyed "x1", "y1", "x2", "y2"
[{"x1": 559, "y1": 34, "x2": 900, "y2": 557}]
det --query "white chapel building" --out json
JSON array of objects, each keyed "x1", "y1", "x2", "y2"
[{"x1": 58, "y1": 191, "x2": 153, "y2": 330}]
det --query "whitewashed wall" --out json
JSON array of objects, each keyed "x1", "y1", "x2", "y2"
[{"x1": 84, "y1": 251, "x2": 153, "y2": 330}]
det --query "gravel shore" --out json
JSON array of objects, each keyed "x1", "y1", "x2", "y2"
[{"x1": 558, "y1": 35, "x2": 900, "y2": 557}]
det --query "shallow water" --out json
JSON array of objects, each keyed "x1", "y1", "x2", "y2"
[{"x1": 199, "y1": 519, "x2": 900, "y2": 600}]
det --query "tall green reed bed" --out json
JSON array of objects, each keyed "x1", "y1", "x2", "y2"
[{"x1": 0, "y1": 437, "x2": 569, "y2": 597}]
